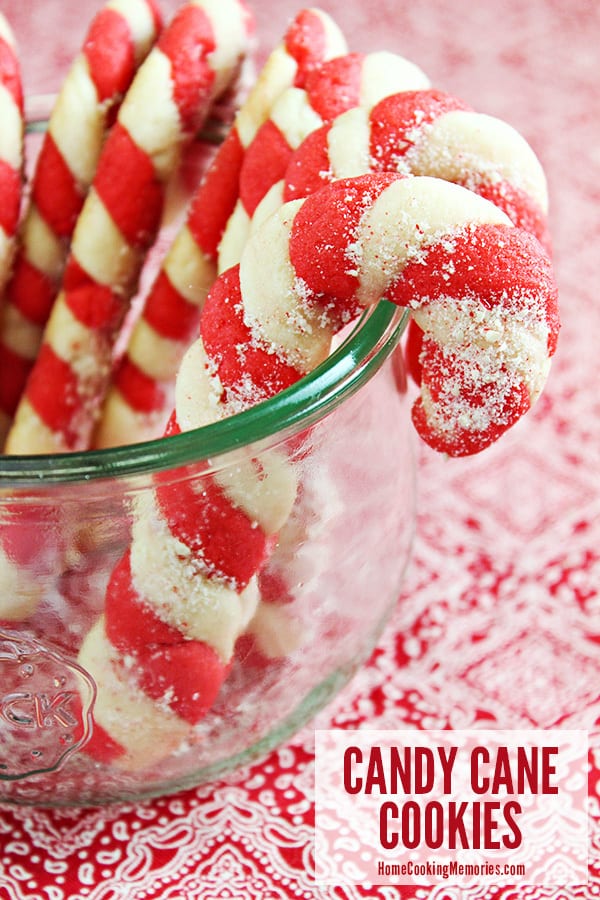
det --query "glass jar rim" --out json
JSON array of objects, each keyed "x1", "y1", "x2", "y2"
[{"x1": 0, "y1": 302, "x2": 408, "y2": 486}]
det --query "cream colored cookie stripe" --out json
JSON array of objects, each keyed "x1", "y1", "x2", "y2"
[
  {"x1": 93, "y1": 7, "x2": 349, "y2": 448},
  {"x1": 0, "y1": 0, "x2": 163, "y2": 448},
  {"x1": 76, "y1": 172, "x2": 558, "y2": 769},
  {"x1": 5, "y1": 0, "x2": 254, "y2": 456}
]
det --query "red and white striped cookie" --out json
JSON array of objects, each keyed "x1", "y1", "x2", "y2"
[
  {"x1": 5, "y1": 0, "x2": 254, "y2": 456},
  {"x1": 278, "y1": 89, "x2": 554, "y2": 395},
  {"x1": 94, "y1": 7, "x2": 349, "y2": 448},
  {"x1": 234, "y1": 174, "x2": 558, "y2": 455},
  {"x1": 79, "y1": 172, "x2": 558, "y2": 768},
  {"x1": 217, "y1": 50, "x2": 431, "y2": 273},
  {"x1": 78, "y1": 433, "x2": 298, "y2": 769},
  {"x1": 0, "y1": 0, "x2": 163, "y2": 447},
  {"x1": 282, "y1": 89, "x2": 550, "y2": 250}
]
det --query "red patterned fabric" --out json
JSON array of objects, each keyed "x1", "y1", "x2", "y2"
[{"x1": 0, "y1": 0, "x2": 598, "y2": 896}]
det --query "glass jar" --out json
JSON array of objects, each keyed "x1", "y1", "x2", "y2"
[
  {"x1": 0, "y1": 302, "x2": 414, "y2": 805},
  {"x1": 0, "y1": 0, "x2": 416, "y2": 805}
]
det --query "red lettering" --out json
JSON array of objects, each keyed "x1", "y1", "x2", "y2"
[
  {"x1": 401, "y1": 800, "x2": 420, "y2": 849},
  {"x1": 516, "y1": 745, "x2": 538, "y2": 792},
  {"x1": 379, "y1": 801, "x2": 399, "y2": 849},
  {"x1": 503, "y1": 800, "x2": 523, "y2": 848},
  {"x1": 483, "y1": 800, "x2": 502, "y2": 849},
  {"x1": 414, "y1": 747, "x2": 434, "y2": 793},
  {"x1": 438, "y1": 745, "x2": 458, "y2": 794},
  {"x1": 447, "y1": 801, "x2": 470, "y2": 849},
  {"x1": 541, "y1": 746, "x2": 559, "y2": 794},
  {"x1": 491, "y1": 746, "x2": 514, "y2": 793},
  {"x1": 389, "y1": 746, "x2": 412, "y2": 793},
  {"x1": 343, "y1": 746, "x2": 362, "y2": 794},
  {"x1": 424, "y1": 801, "x2": 444, "y2": 849},
  {"x1": 471, "y1": 746, "x2": 489, "y2": 794},
  {"x1": 471, "y1": 800, "x2": 481, "y2": 849},
  {"x1": 365, "y1": 747, "x2": 387, "y2": 793}
]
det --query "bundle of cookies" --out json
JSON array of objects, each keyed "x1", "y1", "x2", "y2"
[{"x1": 0, "y1": 1, "x2": 559, "y2": 769}]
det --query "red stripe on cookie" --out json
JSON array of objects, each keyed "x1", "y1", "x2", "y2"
[
  {"x1": 7, "y1": 255, "x2": 58, "y2": 325},
  {"x1": 0, "y1": 344, "x2": 32, "y2": 418},
  {"x1": 285, "y1": 8, "x2": 329, "y2": 87},
  {"x1": 105, "y1": 551, "x2": 229, "y2": 723},
  {"x1": 63, "y1": 258, "x2": 123, "y2": 332},
  {"x1": 155, "y1": 467, "x2": 269, "y2": 589},
  {"x1": 143, "y1": 270, "x2": 201, "y2": 342},
  {"x1": 25, "y1": 343, "x2": 81, "y2": 444},
  {"x1": 303, "y1": 52, "x2": 364, "y2": 122},
  {"x1": 412, "y1": 337, "x2": 531, "y2": 457},
  {"x1": 369, "y1": 90, "x2": 470, "y2": 171},
  {"x1": 0, "y1": 158, "x2": 21, "y2": 234},
  {"x1": 387, "y1": 223, "x2": 560, "y2": 353},
  {"x1": 187, "y1": 128, "x2": 244, "y2": 258},
  {"x1": 283, "y1": 125, "x2": 332, "y2": 201},
  {"x1": 405, "y1": 319, "x2": 424, "y2": 386},
  {"x1": 137, "y1": 641, "x2": 228, "y2": 723},
  {"x1": 83, "y1": 7, "x2": 137, "y2": 102},
  {"x1": 239, "y1": 120, "x2": 293, "y2": 217},
  {"x1": 68, "y1": 693, "x2": 125, "y2": 764},
  {"x1": 106, "y1": 551, "x2": 187, "y2": 651},
  {"x1": 31, "y1": 134, "x2": 84, "y2": 238},
  {"x1": 114, "y1": 356, "x2": 167, "y2": 414},
  {"x1": 289, "y1": 174, "x2": 398, "y2": 328},
  {"x1": 93, "y1": 122, "x2": 164, "y2": 247},
  {"x1": 158, "y1": 3, "x2": 216, "y2": 128},
  {"x1": 200, "y1": 266, "x2": 304, "y2": 399},
  {"x1": 474, "y1": 179, "x2": 551, "y2": 255},
  {"x1": 0, "y1": 34, "x2": 23, "y2": 109}
]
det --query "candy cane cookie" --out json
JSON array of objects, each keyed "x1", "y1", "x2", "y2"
[
  {"x1": 0, "y1": 0, "x2": 163, "y2": 447},
  {"x1": 5, "y1": 0, "x2": 254, "y2": 456},
  {"x1": 217, "y1": 50, "x2": 431, "y2": 273},
  {"x1": 94, "y1": 8, "x2": 349, "y2": 448},
  {"x1": 276, "y1": 88, "x2": 554, "y2": 395},
  {"x1": 77, "y1": 172, "x2": 558, "y2": 768},
  {"x1": 78, "y1": 422, "x2": 298, "y2": 769},
  {"x1": 281, "y1": 89, "x2": 550, "y2": 250}
]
